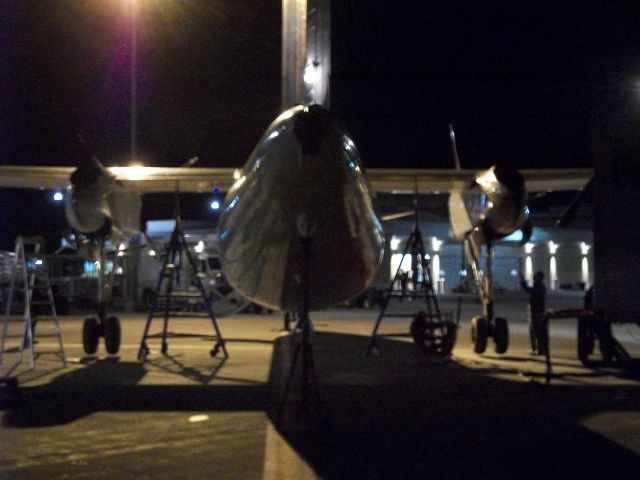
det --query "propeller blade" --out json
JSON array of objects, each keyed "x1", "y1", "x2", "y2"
[
  {"x1": 381, "y1": 210, "x2": 415, "y2": 222},
  {"x1": 556, "y1": 177, "x2": 594, "y2": 228},
  {"x1": 519, "y1": 217, "x2": 533, "y2": 245}
]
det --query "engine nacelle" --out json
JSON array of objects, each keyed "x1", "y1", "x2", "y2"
[
  {"x1": 65, "y1": 155, "x2": 141, "y2": 242},
  {"x1": 219, "y1": 104, "x2": 384, "y2": 311},
  {"x1": 449, "y1": 164, "x2": 529, "y2": 246}
]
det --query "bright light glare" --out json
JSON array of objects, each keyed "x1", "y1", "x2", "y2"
[
  {"x1": 581, "y1": 242, "x2": 590, "y2": 256},
  {"x1": 52, "y1": 191, "x2": 64, "y2": 202},
  {"x1": 194, "y1": 241, "x2": 205, "y2": 253},
  {"x1": 210, "y1": 200, "x2": 221, "y2": 211},
  {"x1": 304, "y1": 61, "x2": 320, "y2": 85},
  {"x1": 188, "y1": 414, "x2": 209, "y2": 423},
  {"x1": 431, "y1": 237, "x2": 442, "y2": 252}
]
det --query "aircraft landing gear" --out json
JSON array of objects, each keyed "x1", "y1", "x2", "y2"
[
  {"x1": 470, "y1": 315, "x2": 509, "y2": 354},
  {"x1": 82, "y1": 317, "x2": 100, "y2": 354},
  {"x1": 82, "y1": 313, "x2": 121, "y2": 355},
  {"x1": 494, "y1": 317, "x2": 509, "y2": 354},
  {"x1": 104, "y1": 316, "x2": 121, "y2": 354},
  {"x1": 471, "y1": 316, "x2": 488, "y2": 354}
]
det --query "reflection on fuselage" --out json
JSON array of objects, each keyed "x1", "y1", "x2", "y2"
[{"x1": 219, "y1": 105, "x2": 384, "y2": 311}]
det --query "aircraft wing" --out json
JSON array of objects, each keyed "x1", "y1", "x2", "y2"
[
  {"x1": 366, "y1": 168, "x2": 593, "y2": 194},
  {"x1": 0, "y1": 165, "x2": 592, "y2": 194},
  {"x1": 0, "y1": 166, "x2": 238, "y2": 193}
]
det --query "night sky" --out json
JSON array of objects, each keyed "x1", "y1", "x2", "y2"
[{"x1": 1, "y1": 1, "x2": 639, "y2": 250}]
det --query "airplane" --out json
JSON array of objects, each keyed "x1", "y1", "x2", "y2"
[
  {"x1": 0, "y1": 153, "x2": 591, "y2": 350},
  {"x1": 0, "y1": 0, "x2": 592, "y2": 358}
]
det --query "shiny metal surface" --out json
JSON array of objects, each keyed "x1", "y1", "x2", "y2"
[
  {"x1": 65, "y1": 161, "x2": 141, "y2": 241},
  {"x1": 219, "y1": 105, "x2": 384, "y2": 311},
  {"x1": 448, "y1": 165, "x2": 528, "y2": 244},
  {"x1": 0, "y1": 165, "x2": 591, "y2": 194}
]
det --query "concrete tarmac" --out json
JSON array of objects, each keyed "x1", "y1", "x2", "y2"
[{"x1": 1, "y1": 292, "x2": 640, "y2": 479}]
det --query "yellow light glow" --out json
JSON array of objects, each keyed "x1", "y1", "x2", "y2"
[{"x1": 188, "y1": 414, "x2": 209, "y2": 423}]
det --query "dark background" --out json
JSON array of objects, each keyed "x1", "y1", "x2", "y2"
[{"x1": 1, "y1": 1, "x2": 639, "y2": 250}]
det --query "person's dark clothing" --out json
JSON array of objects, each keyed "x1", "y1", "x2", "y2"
[{"x1": 520, "y1": 278, "x2": 547, "y2": 354}]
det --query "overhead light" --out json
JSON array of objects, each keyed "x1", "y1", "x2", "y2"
[{"x1": 581, "y1": 242, "x2": 590, "y2": 256}]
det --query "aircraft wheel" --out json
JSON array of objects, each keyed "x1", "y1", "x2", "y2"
[
  {"x1": 471, "y1": 316, "x2": 488, "y2": 354},
  {"x1": 82, "y1": 317, "x2": 100, "y2": 354},
  {"x1": 104, "y1": 316, "x2": 121, "y2": 354},
  {"x1": 494, "y1": 317, "x2": 509, "y2": 354}
]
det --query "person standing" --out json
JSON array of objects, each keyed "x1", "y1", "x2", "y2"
[{"x1": 520, "y1": 271, "x2": 548, "y2": 355}]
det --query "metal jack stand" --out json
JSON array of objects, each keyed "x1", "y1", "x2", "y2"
[
  {"x1": 367, "y1": 215, "x2": 457, "y2": 357},
  {"x1": 1, "y1": 237, "x2": 66, "y2": 384},
  {"x1": 277, "y1": 231, "x2": 320, "y2": 423},
  {"x1": 137, "y1": 192, "x2": 228, "y2": 361}
]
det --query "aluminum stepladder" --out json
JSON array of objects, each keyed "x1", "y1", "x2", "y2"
[
  {"x1": 366, "y1": 219, "x2": 457, "y2": 357},
  {"x1": 1, "y1": 236, "x2": 66, "y2": 377},
  {"x1": 137, "y1": 217, "x2": 228, "y2": 361}
]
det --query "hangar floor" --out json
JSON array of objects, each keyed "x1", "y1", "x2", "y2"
[{"x1": 1, "y1": 292, "x2": 639, "y2": 479}]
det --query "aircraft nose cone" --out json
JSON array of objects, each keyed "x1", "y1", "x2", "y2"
[{"x1": 219, "y1": 104, "x2": 383, "y2": 311}]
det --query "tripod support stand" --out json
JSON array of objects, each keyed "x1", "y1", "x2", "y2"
[
  {"x1": 137, "y1": 190, "x2": 228, "y2": 361},
  {"x1": 367, "y1": 219, "x2": 457, "y2": 357},
  {"x1": 276, "y1": 235, "x2": 320, "y2": 423}
]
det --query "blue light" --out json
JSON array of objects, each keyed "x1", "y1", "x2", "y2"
[
  {"x1": 52, "y1": 191, "x2": 64, "y2": 202},
  {"x1": 210, "y1": 199, "x2": 221, "y2": 211}
]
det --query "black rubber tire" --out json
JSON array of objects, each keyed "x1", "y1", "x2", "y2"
[
  {"x1": 410, "y1": 312, "x2": 428, "y2": 345},
  {"x1": 494, "y1": 317, "x2": 509, "y2": 354},
  {"x1": 471, "y1": 315, "x2": 488, "y2": 354},
  {"x1": 104, "y1": 316, "x2": 121, "y2": 355},
  {"x1": 82, "y1": 317, "x2": 100, "y2": 354}
]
